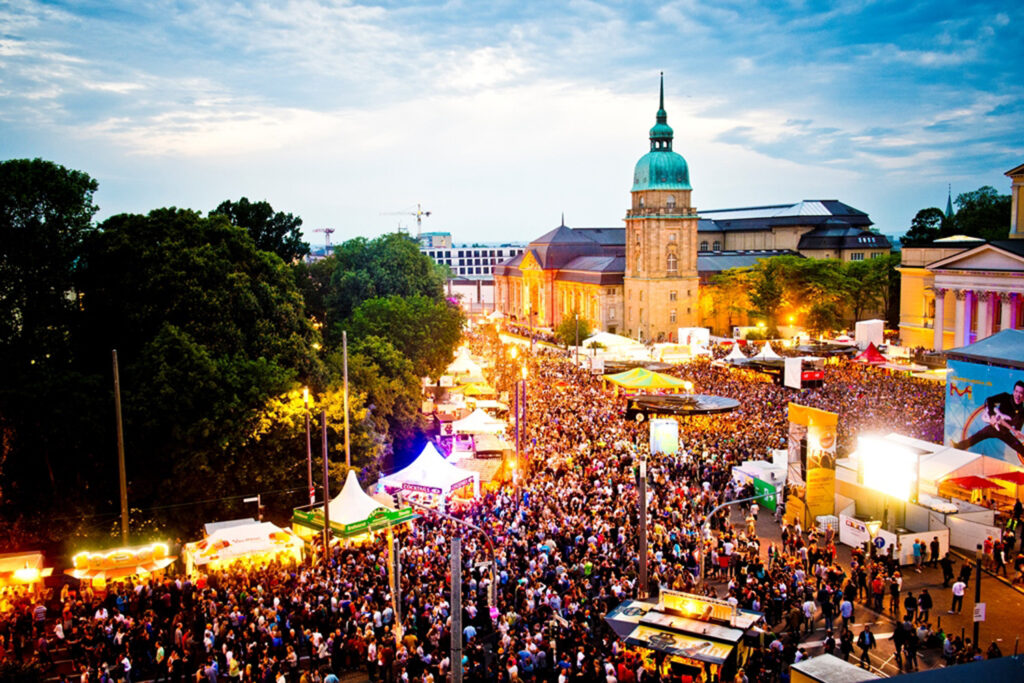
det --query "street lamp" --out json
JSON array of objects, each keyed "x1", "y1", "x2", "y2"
[{"x1": 575, "y1": 312, "x2": 580, "y2": 365}]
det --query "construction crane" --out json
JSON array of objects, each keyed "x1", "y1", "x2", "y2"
[
  {"x1": 381, "y1": 203, "x2": 431, "y2": 238},
  {"x1": 314, "y1": 227, "x2": 335, "y2": 255}
]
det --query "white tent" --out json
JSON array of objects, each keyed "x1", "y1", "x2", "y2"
[
  {"x1": 446, "y1": 353, "x2": 482, "y2": 376},
  {"x1": 918, "y1": 448, "x2": 981, "y2": 493},
  {"x1": 185, "y1": 521, "x2": 303, "y2": 573},
  {"x1": 725, "y1": 344, "x2": 747, "y2": 361},
  {"x1": 378, "y1": 442, "x2": 480, "y2": 499},
  {"x1": 328, "y1": 470, "x2": 392, "y2": 526},
  {"x1": 751, "y1": 342, "x2": 782, "y2": 361},
  {"x1": 582, "y1": 331, "x2": 645, "y2": 350},
  {"x1": 451, "y1": 408, "x2": 506, "y2": 434}
]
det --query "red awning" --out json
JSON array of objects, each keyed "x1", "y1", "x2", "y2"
[
  {"x1": 943, "y1": 475, "x2": 1003, "y2": 490},
  {"x1": 989, "y1": 471, "x2": 1024, "y2": 486},
  {"x1": 854, "y1": 342, "x2": 886, "y2": 365}
]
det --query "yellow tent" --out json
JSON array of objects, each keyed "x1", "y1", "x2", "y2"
[
  {"x1": 461, "y1": 383, "x2": 497, "y2": 397},
  {"x1": 602, "y1": 367, "x2": 689, "y2": 394}
]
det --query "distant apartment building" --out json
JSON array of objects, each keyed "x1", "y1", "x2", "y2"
[{"x1": 418, "y1": 232, "x2": 526, "y2": 278}]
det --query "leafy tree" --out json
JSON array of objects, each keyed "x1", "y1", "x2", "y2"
[
  {"x1": 843, "y1": 259, "x2": 885, "y2": 322},
  {"x1": 901, "y1": 207, "x2": 945, "y2": 246},
  {"x1": 709, "y1": 268, "x2": 752, "y2": 331},
  {"x1": 945, "y1": 186, "x2": 1011, "y2": 241},
  {"x1": 747, "y1": 257, "x2": 789, "y2": 334},
  {"x1": 325, "y1": 234, "x2": 446, "y2": 331},
  {"x1": 555, "y1": 312, "x2": 592, "y2": 348},
  {"x1": 805, "y1": 301, "x2": 842, "y2": 337},
  {"x1": 211, "y1": 197, "x2": 309, "y2": 262},
  {"x1": 345, "y1": 295, "x2": 464, "y2": 380}
]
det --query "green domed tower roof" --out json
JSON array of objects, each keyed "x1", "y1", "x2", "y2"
[{"x1": 632, "y1": 73, "x2": 691, "y2": 192}]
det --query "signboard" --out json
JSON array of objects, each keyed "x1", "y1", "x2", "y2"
[
  {"x1": 974, "y1": 602, "x2": 986, "y2": 623},
  {"x1": 402, "y1": 482, "x2": 444, "y2": 495},
  {"x1": 838, "y1": 515, "x2": 870, "y2": 547},
  {"x1": 589, "y1": 356, "x2": 605, "y2": 374},
  {"x1": 752, "y1": 477, "x2": 778, "y2": 512},
  {"x1": 625, "y1": 625, "x2": 733, "y2": 665},
  {"x1": 786, "y1": 404, "x2": 838, "y2": 526},
  {"x1": 784, "y1": 357, "x2": 802, "y2": 390},
  {"x1": 650, "y1": 418, "x2": 679, "y2": 456},
  {"x1": 290, "y1": 506, "x2": 418, "y2": 538},
  {"x1": 660, "y1": 590, "x2": 737, "y2": 622},
  {"x1": 945, "y1": 359, "x2": 1024, "y2": 466}
]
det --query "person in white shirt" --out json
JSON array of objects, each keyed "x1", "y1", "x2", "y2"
[{"x1": 949, "y1": 580, "x2": 966, "y2": 614}]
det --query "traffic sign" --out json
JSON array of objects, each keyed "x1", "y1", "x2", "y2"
[
  {"x1": 974, "y1": 603, "x2": 986, "y2": 623},
  {"x1": 873, "y1": 536, "x2": 886, "y2": 549}
]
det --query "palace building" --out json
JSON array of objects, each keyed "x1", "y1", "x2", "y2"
[
  {"x1": 493, "y1": 76, "x2": 890, "y2": 341},
  {"x1": 897, "y1": 164, "x2": 1024, "y2": 350}
]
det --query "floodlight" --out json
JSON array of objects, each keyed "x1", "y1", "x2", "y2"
[{"x1": 858, "y1": 436, "x2": 917, "y2": 501}]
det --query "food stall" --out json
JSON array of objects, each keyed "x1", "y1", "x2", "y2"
[
  {"x1": 65, "y1": 542, "x2": 175, "y2": 592},
  {"x1": 183, "y1": 521, "x2": 303, "y2": 575},
  {"x1": 292, "y1": 470, "x2": 418, "y2": 543},
  {"x1": 377, "y1": 442, "x2": 480, "y2": 507},
  {"x1": 606, "y1": 590, "x2": 763, "y2": 683},
  {"x1": 0, "y1": 551, "x2": 54, "y2": 610}
]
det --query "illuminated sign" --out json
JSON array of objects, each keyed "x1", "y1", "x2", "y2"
[
  {"x1": 660, "y1": 590, "x2": 737, "y2": 622},
  {"x1": 625, "y1": 625, "x2": 733, "y2": 664}
]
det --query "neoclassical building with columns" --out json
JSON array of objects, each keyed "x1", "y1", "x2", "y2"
[{"x1": 898, "y1": 163, "x2": 1024, "y2": 350}]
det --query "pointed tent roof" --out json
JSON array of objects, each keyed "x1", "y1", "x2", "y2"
[
  {"x1": 327, "y1": 470, "x2": 391, "y2": 526},
  {"x1": 854, "y1": 342, "x2": 886, "y2": 365},
  {"x1": 378, "y1": 442, "x2": 479, "y2": 495},
  {"x1": 583, "y1": 331, "x2": 646, "y2": 349},
  {"x1": 603, "y1": 367, "x2": 689, "y2": 390},
  {"x1": 751, "y1": 342, "x2": 782, "y2": 360},
  {"x1": 725, "y1": 344, "x2": 747, "y2": 361},
  {"x1": 451, "y1": 408, "x2": 506, "y2": 434},
  {"x1": 446, "y1": 351, "x2": 482, "y2": 375}
]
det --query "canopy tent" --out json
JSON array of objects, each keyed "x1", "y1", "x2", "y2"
[
  {"x1": 832, "y1": 334, "x2": 856, "y2": 345},
  {"x1": 854, "y1": 342, "x2": 886, "y2": 365},
  {"x1": 946, "y1": 329, "x2": 1024, "y2": 369},
  {"x1": 292, "y1": 470, "x2": 418, "y2": 539},
  {"x1": 67, "y1": 543, "x2": 176, "y2": 582},
  {"x1": 725, "y1": 344, "x2": 747, "y2": 362},
  {"x1": 582, "y1": 331, "x2": 646, "y2": 349},
  {"x1": 990, "y1": 470, "x2": 1024, "y2": 499},
  {"x1": 473, "y1": 432, "x2": 512, "y2": 457},
  {"x1": 455, "y1": 373, "x2": 487, "y2": 385},
  {"x1": 378, "y1": 442, "x2": 480, "y2": 500},
  {"x1": 486, "y1": 310, "x2": 505, "y2": 320},
  {"x1": 602, "y1": 367, "x2": 690, "y2": 393},
  {"x1": 750, "y1": 342, "x2": 781, "y2": 361},
  {"x1": 451, "y1": 408, "x2": 506, "y2": 434},
  {"x1": 460, "y1": 383, "x2": 496, "y2": 397},
  {"x1": 653, "y1": 343, "x2": 711, "y2": 362},
  {"x1": 943, "y1": 475, "x2": 1003, "y2": 491},
  {"x1": 184, "y1": 522, "x2": 303, "y2": 574},
  {"x1": 469, "y1": 399, "x2": 508, "y2": 412},
  {"x1": 446, "y1": 352, "x2": 482, "y2": 376}
]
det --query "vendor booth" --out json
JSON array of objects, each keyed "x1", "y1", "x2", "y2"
[
  {"x1": 377, "y1": 442, "x2": 480, "y2": 507},
  {"x1": 606, "y1": 590, "x2": 763, "y2": 683},
  {"x1": 184, "y1": 521, "x2": 303, "y2": 574},
  {"x1": 731, "y1": 460, "x2": 785, "y2": 511},
  {"x1": 66, "y1": 542, "x2": 175, "y2": 589},
  {"x1": 292, "y1": 470, "x2": 418, "y2": 542},
  {"x1": 451, "y1": 408, "x2": 506, "y2": 434},
  {"x1": 0, "y1": 552, "x2": 54, "y2": 608}
]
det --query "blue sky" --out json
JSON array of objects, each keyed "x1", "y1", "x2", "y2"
[{"x1": 1, "y1": 0, "x2": 1020, "y2": 246}]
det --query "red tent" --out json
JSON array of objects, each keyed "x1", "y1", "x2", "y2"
[
  {"x1": 854, "y1": 342, "x2": 886, "y2": 365},
  {"x1": 944, "y1": 475, "x2": 1002, "y2": 490}
]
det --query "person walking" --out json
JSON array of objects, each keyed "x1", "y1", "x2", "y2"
[
  {"x1": 857, "y1": 626, "x2": 876, "y2": 669},
  {"x1": 903, "y1": 592, "x2": 917, "y2": 623},
  {"x1": 930, "y1": 536, "x2": 941, "y2": 568},
  {"x1": 940, "y1": 553, "x2": 954, "y2": 588},
  {"x1": 917, "y1": 589, "x2": 933, "y2": 624},
  {"x1": 949, "y1": 579, "x2": 966, "y2": 614},
  {"x1": 840, "y1": 596, "x2": 853, "y2": 631}
]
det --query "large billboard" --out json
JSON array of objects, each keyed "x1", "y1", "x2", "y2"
[
  {"x1": 945, "y1": 359, "x2": 1024, "y2": 466},
  {"x1": 786, "y1": 404, "x2": 838, "y2": 526}
]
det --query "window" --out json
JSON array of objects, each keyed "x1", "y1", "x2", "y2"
[
  {"x1": 871, "y1": 253, "x2": 882, "y2": 259},
  {"x1": 669, "y1": 233, "x2": 676, "y2": 241},
  {"x1": 636, "y1": 255, "x2": 642, "y2": 273},
  {"x1": 700, "y1": 241, "x2": 708, "y2": 251},
  {"x1": 712, "y1": 240, "x2": 721, "y2": 251},
  {"x1": 609, "y1": 307, "x2": 616, "y2": 320},
  {"x1": 670, "y1": 310, "x2": 677, "y2": 323},
  {"x1": 851, "y1": 253, "x2": 865, "y2": 261},
  {"x1": 667, "y1": 252, "x2": 678, "y2": 273},
  {"x1": 669, "y1": 290, "x2": 677, "y2": 302},
  {"x1": 666, "y1": 195, "x2": 676, "y2": 209},
  {"x1": 639, "y1": 291, "x2": 643, "y2": 301},
  {"x1": 639, "y1": 308, "x2": 644, "y2": 324},
  {"x1": 639, "y1": 197, "x2": 645, "y2": 208}
]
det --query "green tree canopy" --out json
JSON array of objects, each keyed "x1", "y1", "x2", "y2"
[
  {"x1": 944, "y1": 186, "x2": 1011, "y2": 241},
  {"x1": 901, "y1": 207, "x2": 946, "y2": 246},
  {"x1": 554, "y1": 312, "x2": 593, "y2": 348},
  {"x1": 211, "y1": 197, "x2": 309, "y2": 263}
]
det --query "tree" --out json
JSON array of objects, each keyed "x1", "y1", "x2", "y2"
[
  {"x1": 211, "y1": 197, "x2": 309, "y2": 262},
  {"x1": 901, "y1": 207, "x2": 945, "y2": 246},
  {"x1": 805, "y1": 301, "x2": 842, "y2": 337},
  {"x1": 843, "y1": 259, "x2": 885, "y2": 322},
  {"x1": 345, "y1": 295, "x2": 464, "y2": 380},
  {"x1": 747, "y1": 258, "x2": 789, "y2": 333},
  {"x1": 945, "y1": 186, "x2": 1011, "y2": 241},
  {"x1": 554, "y1": 312, "x2": 592, "y2": 348},
  {"x1": 709, "y1": 268, "x2": 752, "y2": 333}
]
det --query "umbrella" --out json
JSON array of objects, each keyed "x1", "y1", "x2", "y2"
[
  {"x1": 989, "y1": 471, "x2": 1024, "y2": 500},
  {"x1": 944, "y1": 475, "x2": 1002, "y2": 490}
]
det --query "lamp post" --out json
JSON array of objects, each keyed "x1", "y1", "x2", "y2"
[
  {"x1": 697, "y1": 494, "x2": 765, "y2": 586},
  {"x1": 974, "y1": 543, "x2": 983, "y2": 648},
  {"x1": 304, "y1": 387, "x2": 314, "y2": 505},
  {"x1": 519, "y1": 366, "x2": 528, "y2": 493},
  {"x1": 638, "y1": 454, "x2": 648, "y2": 599},
  {"x1": 575, "y1": 312, "x2": 580, "y2": 365}
]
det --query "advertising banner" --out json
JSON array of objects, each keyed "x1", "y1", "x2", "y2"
[
  {"x1": 945, "y1": 359, "x2": 1024, "y2": 467},
  {"x1": 752, "y1": 477, "x2": 778, "y2": 512},
  {"x1": 650, "y1": 418, "x2": 680, "y2": 456},
  {"x1": 838, "y1": 514, "x2": 870, "y2": 548},
  {"x1": 786, "y1": 404, "x2": 838, "y2": 526}
]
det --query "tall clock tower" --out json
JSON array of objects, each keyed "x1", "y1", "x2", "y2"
[{"x1": 623, "y1": 74, "x2": 699, "y2": 342}]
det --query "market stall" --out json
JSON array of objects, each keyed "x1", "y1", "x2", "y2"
[
  {"x1": 66, "y1": 542, "x2": 175, "y2": 590},
  {"x1": 0, "y1": 551, "x2": 54, "y2": 609},
  {"x1": 377, "y1": 442, "x2": 480, "y2": 506},
  {"x1": 292, "y1": 470, "x2": 418, "y2": 542},
  {"x1": 450, "y1": 408, "x2": 506, "y2": 434},
  {"x1": 184, "y1": 521, "x2": 303, "y2": 574}
]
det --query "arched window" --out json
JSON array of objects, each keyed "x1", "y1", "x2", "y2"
[
  {"x1": 666, "y1": 195, "x2": 676, "y2": 210},
  {"x1": 712, "y1": 240, "x2": 721, "y2": 251},
  {"x1": 699, "y1": 241, "x2": 708, "y2": 251},
  {"x1": 638, "y1": 196, "x2": 645, "y2": 208},
  {"x1": 636, "y1": 255, "x2": 642, "y2": 273},
  {"x1": 667, "y1": 252, "x2": 678, "y2": 273}
]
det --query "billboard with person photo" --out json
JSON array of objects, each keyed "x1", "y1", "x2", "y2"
[
  {"x1": 786, "y1": 403, "x2": 838, "y2": 526},
  {"x1": 946, "y1": 360, "x2": 1024, "y2": 466}
]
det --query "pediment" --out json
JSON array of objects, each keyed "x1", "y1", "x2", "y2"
[
  {"x1": 928, "y1": 244, "x2": 1024, "y2": 272},
  {"x1": 519, "y1": 250, "x2": 542, "y2": 271}
]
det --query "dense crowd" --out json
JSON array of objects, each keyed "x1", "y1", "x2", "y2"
[{"x1": 2, "y1": 339, "x2": 1017, "y2": 683}]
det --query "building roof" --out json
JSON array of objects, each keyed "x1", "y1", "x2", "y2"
[
  {"x1": 555, "y1": 256, "x2": 626, "y2": 285},
  {"x1": 632, "y1": 75, "x2": 691, "y2": 192},
  {"x1": 946, "y1": 329, "x2": 1024, "y2": 369},
  {"x1": 797, "y1": 221, "x2": 891, "y2": 251},
  {"x1": 698, "y1": 200, "x2": 873, "y2": 233},
  {"x1": 887, "y1": 654, "x2": 1024, "y2": 682},
  {"x1": 697, "y1": 250, "x2": 800, "y2": 275}
]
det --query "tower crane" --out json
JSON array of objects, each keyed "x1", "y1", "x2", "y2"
[
  {"x1": 381, "y1": 203, "x2": 431, "y2": 238},
  {"x1": 314, "y1": 227, "x2": 335, "y2": 255}
]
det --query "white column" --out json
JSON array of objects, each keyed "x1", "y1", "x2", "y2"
[
  {"x1": 933, "y1": 288, "x2": 946, "y2": 351},
  {"x1": 1001, "y1": 293, "x2": 1013, "y2": 331},
  {"x1": 953, "y1": 290, "x2": 966, "y2": 348},
  {"x1": 976, "y1": 291, "x2": 990, "y2": 340},
  {"x1": 963, "y1": 291, "x2": 975, "y2": 344}
]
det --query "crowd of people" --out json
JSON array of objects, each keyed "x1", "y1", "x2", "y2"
[{"x1": 0, "y1": 335, "x2": 1018, "y2": 683}]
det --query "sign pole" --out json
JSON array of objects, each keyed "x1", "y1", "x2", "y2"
[{"x1": 322, "y1": 410, "x2": 331, "y2": 563}]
